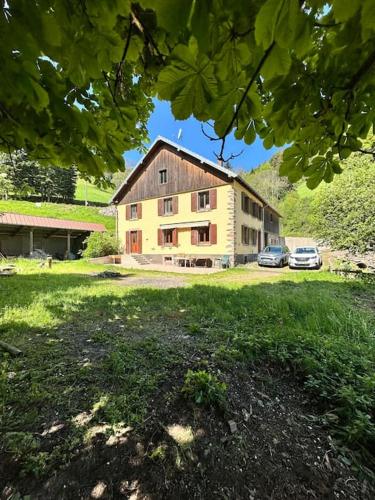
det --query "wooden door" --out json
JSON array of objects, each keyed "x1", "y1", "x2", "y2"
[{"x1": 130, "y1": 231, "x2": 139, "y2": 253}]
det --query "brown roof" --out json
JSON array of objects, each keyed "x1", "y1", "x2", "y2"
[{"x1": 0, "y1": 212, "x2": 106, "y2": 232}]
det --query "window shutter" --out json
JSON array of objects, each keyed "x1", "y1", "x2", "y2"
[
  {"x1": 241, "y1": 192, "x2": 245, "y2": 211},
  {"x1": 210, "y1": 224, "x2": 217, "y2": 245},
  {"x1": 125, "y1": 231, "x2": 130, "y2": 254},
  {"x1": 191, "y1": 228, "x2": 198, "y2": 245},
  {"x1": 158, "y1": 228, "x2": 163, "y2": 246},
  {"x1": 158, "y1": 198, "x2": 163, "y2": 216},
  {"x1": 259, "y1": 205, "x2": 263, "y2": 220},
  {"x1": 137, "y1": 230, "x2": 142, "y2": 254},
  {"x1": 210, "y1": 189, "x2": 217, "y2": 209},
  {"x1": 172, "y1": 196, "x2": 178, "y2": 215},
  {"x1": 191, "y1": 192, "x2": 197, "y2": 212},
  {"x1": 172, "y1": 228, "x2": 178, "y2": 246},
  {"x1": 126, "y1": 205, "x2": 130, "y2": 220},
  {"x1": 137, "y1": 203, "x2": 142, "y2": 219}
]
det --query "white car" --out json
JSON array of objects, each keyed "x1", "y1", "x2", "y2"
[{"x1": 289, "y1": 247, "x2": 322, "y2": 270}]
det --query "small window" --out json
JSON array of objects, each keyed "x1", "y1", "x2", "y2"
[
  {"x1": 163, "y1": 228, "x2": 173, "y2": 245},
  {"x1": 270, "y1": 212, "x2": 273, "y2": 222},
  {"x1": 241, "y1": 225, "x2": 250, "y2": 245},
  {"x1": 163, "y1": 198, "x2": 173, "y2": 215},
  {"x1": 198, "y1": 191, "x2": 210, "y2": 210},
  {"x1": 242, "y1": 194, "x2": 251, "y2": 214},
  {"x1": 198, "y1": 227, "x2": 210, "y2": 243},
  {"x1": 159, "y1": 169, "x2": 167, "y2": 184},
  {"x1": 130, "y1": 204, "x2": 138, "y2": 219}
]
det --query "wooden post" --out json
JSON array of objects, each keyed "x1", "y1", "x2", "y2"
[
  {"x1": 66, "y1": 230, "x2": 71, "y2": 259},
  {"x1": 29, "y1": 229, "x2": 33, "y2": 255}
]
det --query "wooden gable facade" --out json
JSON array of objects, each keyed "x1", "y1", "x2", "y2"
[{"x1": 117, "y1": 142, "x2": 229, "y2": 205}]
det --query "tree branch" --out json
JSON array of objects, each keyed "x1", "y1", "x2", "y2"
[
  {"x1": 216, "y1": 41, "x2": 276, "y2": 160},
  {"x1": 115, "y1": 18, "x2": 133, "y2": 95}
]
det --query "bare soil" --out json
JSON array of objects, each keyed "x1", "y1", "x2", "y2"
[{"x1": 4, "y1": 363, "x2": 372, "y2": 500}]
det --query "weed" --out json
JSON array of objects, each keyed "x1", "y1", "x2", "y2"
[{"x1": 182, "y1": 369, "x2": 227, "y2": 409}]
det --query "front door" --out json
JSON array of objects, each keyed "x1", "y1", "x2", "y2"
[{"x1": 130, "y1": 231, "x2": 139, "y2": 253}]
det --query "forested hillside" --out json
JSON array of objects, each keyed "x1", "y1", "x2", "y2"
[{"x1": 244, "y1": 151, "x2": 374, "y2": 252}]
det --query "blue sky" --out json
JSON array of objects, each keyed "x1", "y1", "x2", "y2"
[{"x1": 124, "y1": 99, "x2": 279, "y2": 172}]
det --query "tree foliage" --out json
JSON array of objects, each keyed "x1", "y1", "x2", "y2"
[
  {"x1": 241, "y1": 151, "x2": 293, "y2": 206},
  {"x1": 1, "y1": 1, "x2": 374, "y2": 184},
  {"x1": 82, "y1": 232, "x2": 121, "y2": 258},
  {"x1": 1, "y1": 150, "x2": 77, "y2": 201},
  {"x1": 310, "y1": 155, "x2": 375, "y2": 252}
]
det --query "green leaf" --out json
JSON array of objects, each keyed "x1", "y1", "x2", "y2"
[
  {"x1": 361, "y1": 0, "x2": 375, "y2": 41},
  {"x1": 255, "y1": 0, "x2": 283, "y2": 49},
  {"x1": 332, "y1": 0, "x2": 360, "y2": 23},
  {"x1": 262, "y1": 45, "x2": 291, "y2": 80},
  {"x1": 41, "y1": 13, "x2": 62, "y2": 47},
  {"x1": 157, "y1": 41, "x2": 217, "y2": 120},
  {"x1": 244, "y1": 123, "x2": 256, "y2": 145}
]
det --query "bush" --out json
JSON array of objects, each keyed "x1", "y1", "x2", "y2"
[
  {"x1": 182, "y1": 369, "x2": 227, "y2": 409},
  {"x1": 82, "y1": 232, "x2": 120, "y2": 258}
]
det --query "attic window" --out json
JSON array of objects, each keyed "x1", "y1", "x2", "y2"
[{"x1": 159, "y1": 169, "x2": 167, "y2": 184}]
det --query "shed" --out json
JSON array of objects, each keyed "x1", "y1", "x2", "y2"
[{"x1": 0, "y1": 212, "x2": 106, "y2": 259}]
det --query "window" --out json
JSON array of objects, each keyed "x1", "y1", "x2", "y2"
[
  {"x1": 241, "y1": 225, "x2": 250, "y2": 245},
  {"x1": 130, "y1": 204, "x2": 138, "y2": 219},
  {"x1": 163, "y1": 197, "x2": 173, "y2": 215},
  {"x1": 163, "y1": 229, "x2": 173, "y2": 245},
  {"x1": 198, "y1": 191, "x2": 210, "y2": 210},
  {"x1": 251, "y1": 229, "x2": 257, "y2": 246},
  {"x1": 242, "y1": 194, "x2": 251, "y2": 214},
  {"x1": 159, "y1": 169, "x2": 167, "y2": 184},
  {"x1": 198, "y1": 227, "x2": 210, "y2": 243},
  {"x1": 270, "y1": 212, "x2": 273, "y2": 222}
]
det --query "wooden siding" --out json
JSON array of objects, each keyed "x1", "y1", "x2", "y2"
[{"x1": 118, "y1": 144, "x2": 228, "y2": 204}]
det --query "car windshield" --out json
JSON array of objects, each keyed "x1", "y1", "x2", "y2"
[
  {"x1": 264, "y1": 246, "x2": 282, "y2": 253},
  {"x1": 295, "y1": 247, "x2": 317, "y2": 254}
]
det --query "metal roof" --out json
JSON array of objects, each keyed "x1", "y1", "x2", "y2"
[
  {"x1": 0, "y1": 212, "x2": 106, "y2": 232},
  {"x1": 110, "y1": 136, "x2": 282, "y2": 217}
]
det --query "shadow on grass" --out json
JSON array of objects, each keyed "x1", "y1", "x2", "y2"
[{"x1": 0, "y1": 275, "x2": 374, "y2": 497}]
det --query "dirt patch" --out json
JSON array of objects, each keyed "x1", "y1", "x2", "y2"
[
  {"x1": 7, "y1": 364, "x2": 372, "y2": 500},
  {"x1": 115, "y1": 276, "x2": 187, "y2": 289}
]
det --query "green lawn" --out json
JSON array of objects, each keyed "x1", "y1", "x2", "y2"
[
  {"x1": 0, "y1": 199, "x2": 115, "y2": 232},
  {"x1": 0, "y1": 260, "x2": 374, "y2": 491},
  {"x1": 74, "y1": 178, "x2": 114, "y2": 204}
]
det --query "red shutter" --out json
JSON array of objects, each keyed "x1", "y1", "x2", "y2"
[
  {"x1": 125, "y1": 231, "x2": 130, "y2": 254},
  {"x1": 210, "y1": 224, "x2": 217, "y2": 245},
  {"x1": 210, "y1": 189, "x2": 217, "y2": 209},
  {"x1": 191, "y1": 192, "x2": 197, "y2": 212},
  {"x1": 172, "y1": 228, "x2": 178, "y2": 246},
  {"x1": 172, "y1": 196, "x2": 178, "y2": 215},
  {"x1": 158, "y1": 228, "x2": 163, "y2": 246},
  {"x1": 126, "y1": 205, "x2": 130, "y2": 220},
  {"x1": 137, "y1": 230, "x2": 142, "y2": 254},
  {"x1": 158, "y1": 198, "x2": 163, "y2": 216},
  {"x1": 191, "y1": 228, "x2": 198, "y2": 245},
  {"x1": 137, "y1": 203, "x2": 142, "y2": 219}
]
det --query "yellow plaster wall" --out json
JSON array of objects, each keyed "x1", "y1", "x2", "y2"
[
  {"x1": 233, "y1": 180, "x2": 263, "y2": 255},
  {"x1": 117, "y1": 184, "x2": 233, "y2": 255}
]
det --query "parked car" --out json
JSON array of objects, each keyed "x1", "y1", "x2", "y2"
[
  {"x1": 289, "y1": 247, "x2": 322, "y2": 269},
  {"x1": 257, "y1": 245, "x2": 290, "y2": 267}
]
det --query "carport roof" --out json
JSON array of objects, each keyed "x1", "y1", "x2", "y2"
[{"x1": 0, "y1": 212, "x2": 106, "y2": 232}]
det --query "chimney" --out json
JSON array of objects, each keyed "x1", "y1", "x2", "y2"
[{"x1": 217, "y1": 159, "x2": 223, "y2": 167}]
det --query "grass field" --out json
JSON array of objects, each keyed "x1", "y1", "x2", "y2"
[
  {"x1": 0, "y1": 199, "x2": 115, "y2": 232},
  {"x1": 0, "y1": 260, "x2": 374, "y2": 495},
  {"x1": 74, "y1": 178, "x2": 114, "y2": 204}
]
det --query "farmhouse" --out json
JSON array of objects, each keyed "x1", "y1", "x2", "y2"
[
  {"x1": 0, "y1": 212, "x2": 105, "y2": 259},
  {"x1": 111, "y1": 137, "x2": 282, "y2": 267}
]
